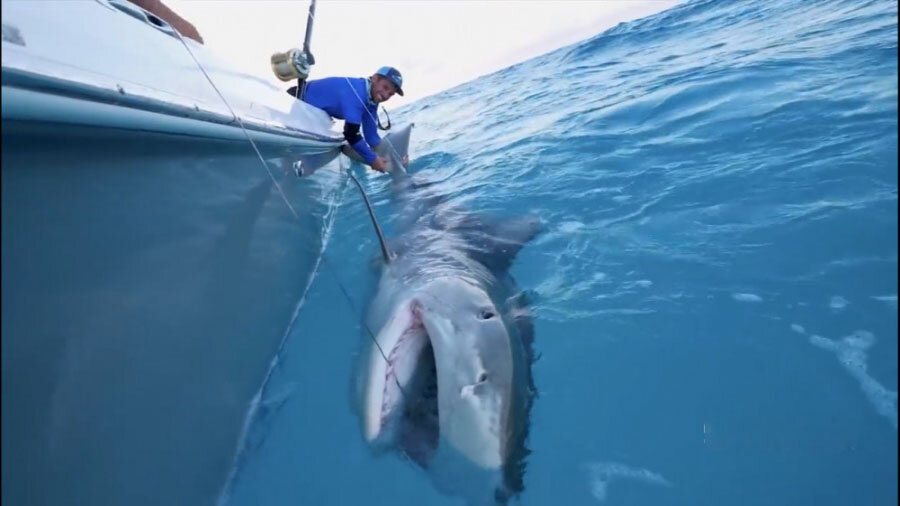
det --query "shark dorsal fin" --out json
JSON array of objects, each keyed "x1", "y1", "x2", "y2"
[{"x1": 343, "y1": 123, "x2": 416, "y2": 265}]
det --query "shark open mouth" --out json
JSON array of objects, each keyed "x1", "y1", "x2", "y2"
[{"x1": 373, "y1": 301, "x2": 440, "y2": 466}]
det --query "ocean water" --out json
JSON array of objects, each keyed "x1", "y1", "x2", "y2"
[
  {"x1": 2, "y1": 0, "x2": 896, "y2": 505},
  {"x1": 223, "y1": 0, "x2": 898, "y2": 505},
  {"x1": 1, "y1": 128, "x2": 346, "y2": 506}
]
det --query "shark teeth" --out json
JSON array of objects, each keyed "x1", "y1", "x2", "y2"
[{"x1": 379, "y1": 308, "x2": 426, "y2": 427}]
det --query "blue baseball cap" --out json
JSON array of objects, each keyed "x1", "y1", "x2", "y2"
[{"x1": 375, "y1": 66, "x2": 404, "y2": 96}]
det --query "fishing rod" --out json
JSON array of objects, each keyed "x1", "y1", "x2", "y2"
[
  {"x1": 301, "y1": 0, "x2": 316, "y2": 66},
  {"x1": 267, "y1": 0, "x2": 407, "y2": 379},
  {"x1": 271, "y1": 0, "x2": 397, "y2": 267}
]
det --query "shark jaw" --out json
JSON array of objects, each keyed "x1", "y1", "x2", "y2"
[
  {"x1": 363, "y1": 299, "x2": 438, "y2": 460},
  {"x1": 363, "y1": 285, "x2": 511, "y2": 472}
]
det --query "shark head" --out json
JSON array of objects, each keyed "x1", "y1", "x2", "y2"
[
  {"x1": 355, "y1": 123, "x2": 541, "y2": 503},
  {"x1": 411, "y1": 276, "x2": 516, "y2": 470},
  {"x1": 360, "y1": 275, "x2": 518, "y2": 465}
]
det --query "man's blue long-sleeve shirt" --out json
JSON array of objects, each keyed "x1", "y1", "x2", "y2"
[{"x1": 302, "y1": 77, "x2": 381, "y2": 164}]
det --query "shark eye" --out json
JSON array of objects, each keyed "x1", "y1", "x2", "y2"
[
  {"x1": 478, "y1": 309, "x2": 496, "y2": 320},
  {"x1": 477, "y1": 372, "x2": 488, "y2": 383}
]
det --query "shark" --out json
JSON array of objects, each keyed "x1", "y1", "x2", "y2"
[{"x1": 351, "y1": 124, "x2": 540, "y2": 504}]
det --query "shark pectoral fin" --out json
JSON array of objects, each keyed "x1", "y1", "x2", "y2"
[
  {"x1": 464, "y1": 213, "x2": 543, "y2": 272},
  {"x1": 507, "y1": 289, "x2": 537, "y2": 309}
]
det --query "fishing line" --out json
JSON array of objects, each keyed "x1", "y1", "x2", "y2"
[
  {"x1": 174, "y1": 28, "x2": 407, "y2": 399},
  {"x1": 343, "y1": 76, "x2": 407, "y2": 167}
]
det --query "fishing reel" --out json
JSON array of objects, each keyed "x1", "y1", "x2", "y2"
[{"x1": 270, "y1": 48, "x2": 313, "y2": 82}]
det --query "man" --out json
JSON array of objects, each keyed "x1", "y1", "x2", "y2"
[{"x1": 289, "y1": 67, "x2": 407, "y2": 173}]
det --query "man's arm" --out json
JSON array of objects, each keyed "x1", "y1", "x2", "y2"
[
  {"x1": 361, "y1": 108, "x2": 382, "y2": 152},
  {"x1": 343, "y1": 122, "x2": 377, "y2": 165},
  {"x1": 341, "y1": 85, "x2": 386, "y2": 172}
]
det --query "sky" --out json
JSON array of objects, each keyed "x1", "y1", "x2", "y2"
[{"x1": 165, "y1": 0, "x2": 680, "y2": 108}]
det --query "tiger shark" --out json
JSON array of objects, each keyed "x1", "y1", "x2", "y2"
[{"x1": 351, "y1": 125, "x2": 540, "y2": 504}]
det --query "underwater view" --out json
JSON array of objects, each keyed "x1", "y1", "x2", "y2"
[
  {"x1": 2, "y1": 0, "x2": 896, "y2": 505},
  {"x1": 224, "y1": 0, "x2": 898, "y2": 504}
]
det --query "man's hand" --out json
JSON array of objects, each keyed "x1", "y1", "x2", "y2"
[
  {"x1": 402, "y1": 155, "x2": 410, "y2": 167},
  {"x1": 371, "y1": 156, "x2": 388, "y2": 173}
]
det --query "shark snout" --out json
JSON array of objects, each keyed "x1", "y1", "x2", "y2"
[
  {"x1": 410, "y1": 298, "x2": 424, "y2": 319},
  {"x1": 410, "y1": 294, "x2": 453, "y2": 332}
]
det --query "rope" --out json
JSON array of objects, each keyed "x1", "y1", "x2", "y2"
[
  {"x1": 347, "y1": 169, "x2": 393, "y2": 262},
  {"x1": 172, "y1": 29, "x2": 406, "y2": 397},
  {"x1": 174, "y1": 32, "x2": 301, "y2": 220}
]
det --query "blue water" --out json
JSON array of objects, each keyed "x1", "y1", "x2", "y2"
[
  {"x1": 1, "y1": 129, "x2": 346, "y2": 505},
  {"x1": 2, "y1": 0, "x2": 896, "y2": 505},
  {"x1": 223, "y1": 0, "x2": 898, "y2": 505}
]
